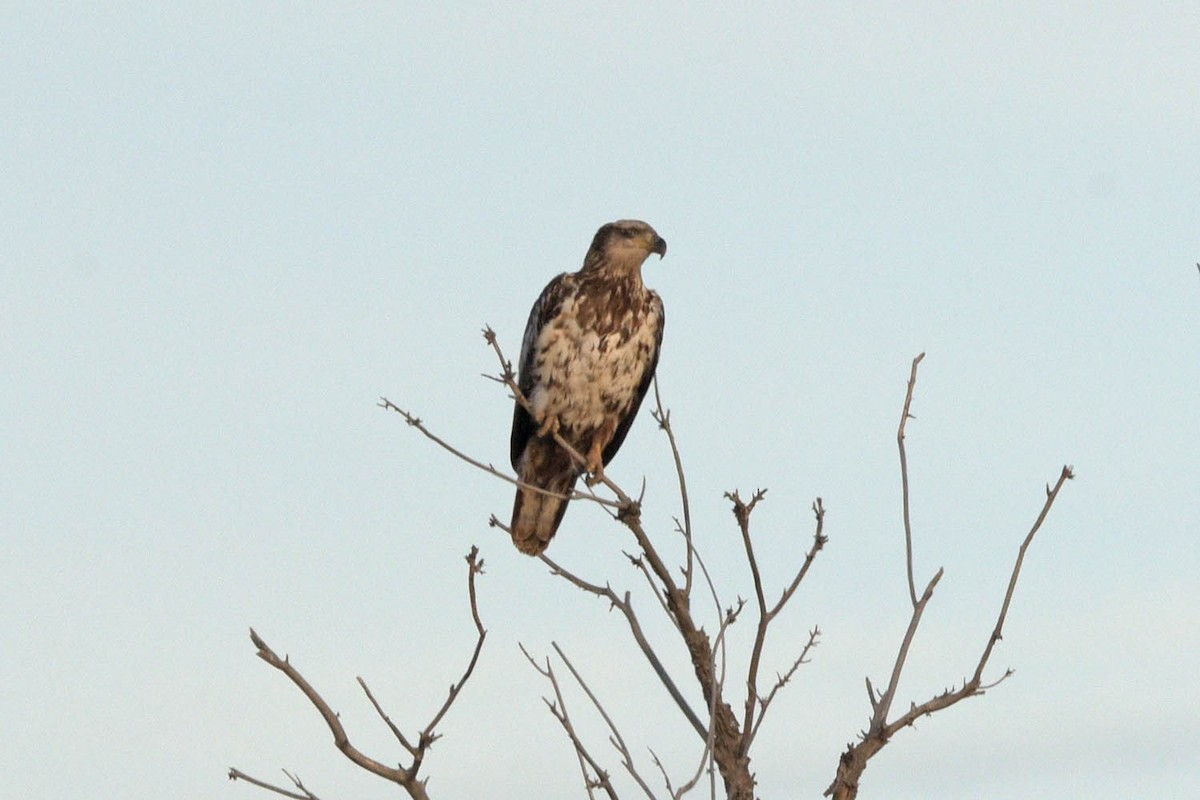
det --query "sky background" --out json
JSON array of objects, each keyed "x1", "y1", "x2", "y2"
[{"x1": 3, "y1": 3, "x2": 1198, "y2": 799}]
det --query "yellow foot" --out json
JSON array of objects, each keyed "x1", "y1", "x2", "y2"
[
  {"x1": 536, "y1": 414, "x2": 560, "y2": 438},
  {"x1": 585, "y1": 440, "x2": 604, "y2": 479}
]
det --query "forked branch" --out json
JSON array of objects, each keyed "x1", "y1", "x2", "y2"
[
  {"x1": 728, "y1": 491, "x2": 827, "y2": 759},
  {"x1": 231, "y1": 547, "x2": 488, "y2": 800},
  {"x1": 538, "y1": 553, "x2": 708, "y2": 740},
  {"x1": 519, "y1": 643, "x2": 622, "y2": 800},
  {"x1": 825, "y1": 356, "x2": 1074, "y2": 799}
]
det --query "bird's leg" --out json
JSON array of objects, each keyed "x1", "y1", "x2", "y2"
[
  {"x1": 536, "y1": 413, "x2": 560, "y2": 438},
  {"x1": 584, "y1": 441, "x2": 605, "y2": 485},
  {"x1": 584, "y1": 418, "x2": 617, "y2": 484}
]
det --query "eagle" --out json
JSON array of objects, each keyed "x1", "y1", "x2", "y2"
[{"x1": 508, "y1": 220, "x2": 667, "y2": 555}]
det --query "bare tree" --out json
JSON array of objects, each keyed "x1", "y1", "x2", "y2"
[{"x1": 230, "y1": 336, "x2": 1072, "y2": 799}]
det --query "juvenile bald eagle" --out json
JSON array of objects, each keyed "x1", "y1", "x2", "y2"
[{"x1": 508, "y1": 220, "x2": 667, "y2": 555}]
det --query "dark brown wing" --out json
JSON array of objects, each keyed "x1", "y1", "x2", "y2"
[
  {"x1": 510, "y1": 273, "x2": 573, "y2": 469},
  {"x1": 601, "y1": 291, "x2": 665, "y2": 466}
]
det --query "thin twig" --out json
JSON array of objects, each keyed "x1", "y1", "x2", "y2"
[
  {"x1": 379, "y1": 397, "x2": 621, "y2": 510},
  {"x1": 824, "y1": 353, "x2": 1074, "y2": 800},
  {"x1": 768, "y1": 499, "x2": 828, "y2": 618},
  {"x1": 240, "y1": 548, "x2": 489, "y2": 800},
  {"x1": 415, "y1": 547, "x2": 488, "y2": 764},
  {"x1": 652, "y1": 378, "x2": 694, "y2": 596},
  {"x1": 245, "y1": 628, "x2": 425, "y2": 797},
  {"x1": 357, "y1": 676, "x2": 418, "y2": 756},
  {"x1": 727, "y1": 489, "x2": 770, "y2": 759},
  {"x1": 626, "y1": 550, "x2": 677, "y2": 626},
  {"x1": 553, "y1": 642, "x2": 660, "y2": 800},
  {"x1": 519, "y1": 644, "x2": 619, "y2": 800},
  {"x1": 970, "y1": 465, "x2": 1075, "y2": 685},
  {"x1": 540, "y1": 553, "x2": 707, "y2": 740},
  {"x1": 748, "y1": 626, "x2": 821, "y2": 748},
  {"x1": 228, "y1": 768, "x2": 318, "y2": 800},
  {"x1": 898, "y1": 352, "x2": 925, "y2": 608},
  {"x1": 281, "y1": 771, "x2": 321, "y2": 800},
  {"x1": 649, "y1": 748, "x2": 676, "y2": 798}
]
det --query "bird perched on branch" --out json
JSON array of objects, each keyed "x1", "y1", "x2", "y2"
[{"x1": 508, "y1": 220, "x2": 667, "y2": 555}]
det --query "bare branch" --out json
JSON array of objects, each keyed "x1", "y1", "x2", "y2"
[
  {"x1": 241, "y1": 548, "x2": 489, "y2": 800},
  {"x1": 282, "y1": 771, "x2": 320, "y2": 800},
  {"x1": 379, "y1": 397, "x2": 621, "y2": 511},
  {"x1": 871, "y1": 567, "x2": 943, "y2": 731},
  {"x1": 355, "y1": 546, "x2": 487, "y2": 776},
  {"x1": 897, "y1": 352, "x2": 926, "y2": 608},
  {"x1": 540, "y1": 553, "x2": 707, "y2": 740},
  {"x1": 825, "y1": 354, "x2": 1073, "y2": 800},
  {"x1": 649, "y1": 748, "x2": 676, "y2": 798},
  {"x1": 553, "y1": 642, "x2": 660, "y2": 800},
  {"x1": 357, "y1": 675, "x2": 418, "y2": 756},
  {"x1": 748, "y1": 626, "x2": 821, "y2": 749},
  {"x1": 864, "y1": 676, "x2": 879, "y2": 712},
  {"x1": 727, "y1": 489, "x2": 770, "y2": 759},
  {"x1": 729, "y1": 490, "x2": 827, "y2": 760},
  {"x1": 970, "y1": 465, "x2": 1075, "y2": 685},
  {"x1": 246, "y1": 628, "x2": 425, "y2": 798},
  {"x1": 519, "y1": 643, "x2": 620, "y2": 800},
  {"x1": 228, "y1": 768, "x2": 320, "y2": 800},
  {"x1": 651, "y1": 377, "x2": 694, "y2": 596},
  {"x1": 626, "y1": 550, "x2": 677, "y2": 626},
  {"x1": 481, "y1": 325, "x2": 516, "y2": 383},
  {"x1": 879, "y1": 470, "x2": 1075, "y2": 739},
  {"x1": 416, "y1": 547, "x2": 488, "y2": 759},
  {"x1": 768, "y1": 499, "x2": 828, "y2": 618}
]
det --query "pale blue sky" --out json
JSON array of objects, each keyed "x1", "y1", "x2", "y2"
[{"x1": 3, "y1": 4, "x2": 1198, "y2": 799}]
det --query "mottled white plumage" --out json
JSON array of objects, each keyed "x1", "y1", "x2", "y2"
[{"x1": 508, "y1": 220, "x2": 667, "y2": 555}]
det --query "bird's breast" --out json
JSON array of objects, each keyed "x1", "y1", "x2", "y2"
[{"x1": 527, "y1": 293, "x2": 660, "y2": 435}]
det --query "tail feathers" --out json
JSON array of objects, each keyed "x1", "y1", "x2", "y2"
[{"x1": 510, "y1": 472, "x2": 578, "y2": 555}]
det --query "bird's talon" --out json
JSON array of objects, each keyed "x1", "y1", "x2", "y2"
[{"x1": 536, "y1": 414, "x2": 560, "y2": 438}]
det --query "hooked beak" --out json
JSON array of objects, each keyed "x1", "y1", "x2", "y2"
[{"x1": 651, "y1": 235, "x2": 667, "y2": 259}]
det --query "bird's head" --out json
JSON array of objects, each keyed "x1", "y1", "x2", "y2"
[{"x1": 585, "y1": 220, "x2": 667, "y2": 270}]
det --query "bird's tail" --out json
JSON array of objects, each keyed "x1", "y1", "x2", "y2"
[{"x1": 510, "y1": 470, "x2": 578, "y2": 555}]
